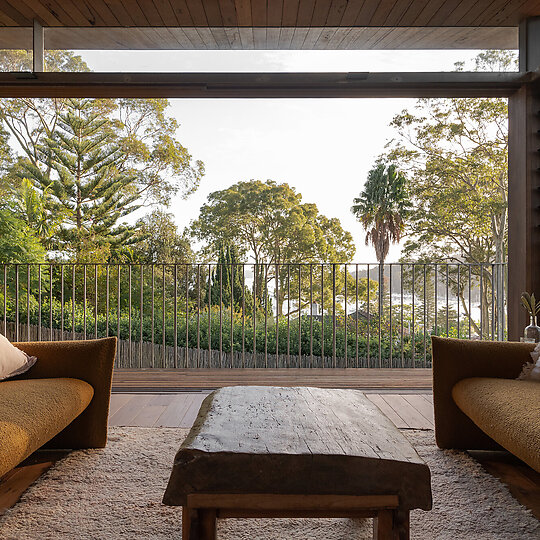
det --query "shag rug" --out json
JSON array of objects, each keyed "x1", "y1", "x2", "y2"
[{"x1": 0, "y1": 428, "x2": 538, "y2": 540}]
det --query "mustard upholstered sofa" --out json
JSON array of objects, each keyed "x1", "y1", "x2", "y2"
[
  {"x1": 0, "y1": 337, "x2": 116, "y2": 478},
  {"x1": 432, "y1": 336, "x2": 540, "y2": 473}
]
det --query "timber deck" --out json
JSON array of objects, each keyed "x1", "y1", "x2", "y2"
[{"x1": 111, "y1": 368, "x2": 433, "y2": 393}]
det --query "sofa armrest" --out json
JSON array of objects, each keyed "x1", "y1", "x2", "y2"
[
  {"x1": 13, "y1": 337, "x2": 117, "y2": 449},
  {"x1": 431, "y1": 336, "x2": 534, "y2": 451}
]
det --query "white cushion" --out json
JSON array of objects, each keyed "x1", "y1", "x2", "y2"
[{"x1": 0, "y1": 333, "x2": 37, "y2": 380}]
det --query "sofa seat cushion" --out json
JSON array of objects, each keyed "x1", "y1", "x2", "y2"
[
  {"x1": 452, "y1": 377, "x2": 540, "y2": 472},
  {"x1": 0, "y1": 378, "x2": 94, "y2": 477}
]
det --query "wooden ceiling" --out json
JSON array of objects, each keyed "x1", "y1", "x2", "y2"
[{"x1": 0, "y1": 0, "x2": 535, "y2": 50}]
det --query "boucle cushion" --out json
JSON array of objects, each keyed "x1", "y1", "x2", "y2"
[
  {"x1": 0, "y1": 377, "x2": 94, "y2": 477},
  {"x1": 0, "y1": 332, "x2": 36, "y2": 380},
  {"x1": 452, "y1": 377, "x2": 540, "y2": 472}
]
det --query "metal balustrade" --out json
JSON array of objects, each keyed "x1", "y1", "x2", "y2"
[{"x1": 0, "y1": 262, "x2": 507, "y2": 368}]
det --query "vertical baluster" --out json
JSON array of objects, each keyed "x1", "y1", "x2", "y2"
[
  {"x1": 185, "y1": 264, "x2": 189, "y2": 368},
  {"x1": 83, "y1": 265, "x2": 87, "y2": 340},
  {"x1": 446, "y1": 264, "x2": 449, "y2": 337},
  {"x1": 94, "y1": 264, "x2": 98, "y2": 339},
  {"x1": 287, "y1": 264, "x2": 290, "y2": 366},
  {"x1": 26, "y1": 264, "x2": 30, "y2": 341},
  {"x1": 253, "y1": 264, "x2": 257, "y2": 364},
  {"x1": 491, "y1": 264, "x2": 495, "y2": 340},
  {"x1": 242, "y1": 264, "x2": 246, "y2": 368},
  {"x1": 366, "y1": 264, "x2": 370, "y2": 368},
  {"x1": 411, "y1": 264, "x2": 415, "y2": 368},
  {"x1": 106, "y1": 265, "x2": 110, "y2": 337},
  {"x1": 219, "y1": 264, "x2": 223, "y2": 366},
  {"x1": 60, "y1": 265, "x2": 64, "y2": 340},
  {"x1": 3, "y1": 266, "x2": 7, "y2": 336},
  {"x1": 389, "y1": 264, "x2": 393, "y2": 368},
  {"x1": 241, "y1": 264, "x2": 245, "y2": 367},
  {"x1": 423, "y1": 264, "x2": 427, "y2": 368},
  {"x1": 400, "y1": 264, "x2": 404, "y2": 367},
  {"x1": 355, "y1": 263, "x2": 359, "y2": 368},
  {"x1": 344, "y1": 264, "x2": 347, "y2": 368},
  {"x1": 140, "y1": 265, "x2": 144, "y2": 369},
  {"x1": 174, "y1": 265, "x2": 178, "y2": 368},
  {"x1": 275, "y1": 264, "x2": 279, "y2": 360},
  {"x1": 151, "y1": 265, "x2": 155, "y2": 368},
  {"x1": 456, "y1": 265, "x2": 460, "y2": 338},
  {"x1": 15, "y1": 264, "x2": 19, "y2": 342},
  {"x1": 129, "y1": 265, "x2": 132, "y2": 365},
  {"x1": 197, "y1": 265, "x2": 201, "y2": 367},
  {"x1": 468, "y1": 265, "x2": 472, "y2": 339},
  {"x1": 162, "y1": 265, "x2": 165, "y2": 368},
  {"x1": 208, "y1": 264, "x2": 211, "y2": 365},
  {"x1": 49, "y1": 265, "x2": 53, "y2": 341},
  {"x1": 298, "y1": 265, "x2": 302, "y2": 366},
  {"x1": 333, "y1": 263, "x2": 337, "y2": 368},
  {"x1": 479, "y1": 263, "x2": 484, "y2": 340},
  {"x1": 321, "y1": 264, "x2": 325, "y2": 364},
  {"x1": 117, "y1": 265, "x2": 121, "y2": 346},
  {"x1": 434, "y1": 264, "x2": 438, "y2": 335},
  {"x1": 378, "y1": 263, "x2": 382, "y2": 368},
  {"x1": 310, "y1": 264, "x2": 313, "y2": 367},
  {"x1": 264, "y1": 264, "x2": 268, "y2": 368},
  {"x1": 72, "y1": 265, "x2": 76, "y2": 340},
  {"x1": 230, "y1": 263, "x2": 234, "y2": 368}
]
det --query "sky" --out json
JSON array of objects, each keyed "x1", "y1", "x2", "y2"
[{"x1": 77, "y1": 49, "x2": 495, "y2": 263}]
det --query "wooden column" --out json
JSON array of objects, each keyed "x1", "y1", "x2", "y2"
[
  {"x1": 508, "y1": 18, "x2": 540, "y2": 341},
  {"x1": 508, "y1": 81, "x2": 540, "y2": 340},
  {"x1": 32, "y1": 20, "x2": 44, "y2": 73}
]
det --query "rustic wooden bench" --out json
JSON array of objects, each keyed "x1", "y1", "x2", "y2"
[{"x1": 163, "y1": 386, "x2": 432, "y2": 540}]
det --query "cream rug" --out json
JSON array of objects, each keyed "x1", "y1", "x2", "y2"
[{"x1": 0, "y1": 427, "x2": 538, "y2": 540}]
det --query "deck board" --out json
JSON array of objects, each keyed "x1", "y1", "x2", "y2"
[{"x1": 112, "y1": 368, "x2": 432, "y2": 392}]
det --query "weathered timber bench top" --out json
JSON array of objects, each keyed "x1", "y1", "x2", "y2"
[{"x1": 163, "y1": 386, "x2": 432, "y2": 512}]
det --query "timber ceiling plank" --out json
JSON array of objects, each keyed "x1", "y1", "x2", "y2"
[
  {"x1": 314, "y1": 26, "x2": 337, "y2": 48},
  {"x1": 82, "y1": 0, "x2": 120, "y2": 26},
  {"x1": 51, "y1": 0, "x2": 95, "y2": 26},
  {"x1": 170, "y1": 0, "x2": 195, "y2": 25},
  {"x1": 412, "y1": 0, "x2": 447, "y2": 26},
  {"x1": 116, "y1": 0, "x2": 149, "y2": 25},
  {"x1": 339, "y1": 0, "x2": 366, "y2": 28},
  {"x1": 185, "y1": 0, "x2": 209, "y2": 25},
  {"x1": 217, "y1": 0, "x2": 237, "y2": 26},
  {"x1": 354, "y1": 0, "x2": 380, "y2": 26},
  {"x1": 430, "y1": 0, "x2": 472, "y2": 26},
  {"x1": 184, "y1": 27, "x2": 208, "y2": 47},
  {"x1": 196, "y1": 26, "x2": 218, "y2": 46},
  {"x1": 4, "y1": 0, "x2": 47, "y2": 25},
  {"x1": 296, "y1": 0, "x2": 317, "y2": 26},
  {"x1": 485, "y1": 0, "x2": 534, "y2": 26},
  {"x1": 282, "y1": 0, "x2": 300, "y2": 26},
  {"x1": 302, "y1": 26, "x2": 323, "y2": 47},
  {"x1": 251, "y1": 0, "x2": 267, "y2": 26},
  {"x1": 325, "y1": 0, "x2": 349, "y2": 26},
  {"x1": 102, "y1": 0, "x2": 136, "y2": 26},
  {"x1": 382, "y1": 0, "x2": 415, "y2": 26},
  {"x1": 234, "y1": 0, "x2": 252, "y2": 25},
  {"x1": 266, "y1": 26, "x2": 281, "y2": 47},
  {"x1": 0, "y1": 1, "x2": 31, "y2": 26},
  {"x1": 133, "y1": 0, "x2": 164, "y2": 25},
  {"x1": 202, "y1": 0, "x2": 224, "y2": 26},
  {"x1": 454, "y1": 0, "x2": 506, "y2": 26},
  {"x1": 152, "y1": 0, "x2": 179, "y2": 25},
  {"x1": 209, "y1": 26, "x2": 230, "y2": 47},
  {"x1": 252, "y1": 26, "x2": 266, "y2": 47},
  {"x1": 471, "y1": 0, "x2": 520, "y2": 25},
  {"x1": 397, "y1": 0, "x2": 430, "y2": 27},
  {"x1": 267, "y1": 0, "x2": 284, "y2": 26},
  {"x1": 369, "y1": 0, "x2": 400, "y2": 26},
  {"x1": 310, "y1": 0, "x2": 333, "y2": 25}
]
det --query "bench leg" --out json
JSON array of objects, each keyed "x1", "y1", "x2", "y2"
[{"x1": 373, "y1": 509, "x2": 410, "y2": 540}]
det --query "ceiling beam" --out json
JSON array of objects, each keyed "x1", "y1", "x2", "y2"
[{"x1": 0, "y1": 71, "x2": 528, "y2": 98}]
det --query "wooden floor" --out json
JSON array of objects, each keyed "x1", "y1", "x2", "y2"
[
  {"x1": 109, "y1": 392, "x2": 436, "y2": 430},
  {"x1": 2, "y1": 389, "x2": 539, "y2": 524},
  {"x1": 112, "y1": 368, "x2": 433, "y2": 392}
]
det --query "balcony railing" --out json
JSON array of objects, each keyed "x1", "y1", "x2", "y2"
[{"x1": 1, "y1": 262, "x2": 507, "y2": 369}]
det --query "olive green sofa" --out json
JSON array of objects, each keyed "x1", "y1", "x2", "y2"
[
  {"x1": 0, "y1": 337, "x2": 116, "y2": 478},
  {"x1": 432, "y1": 336, "x2": 540, "y2": 473}
]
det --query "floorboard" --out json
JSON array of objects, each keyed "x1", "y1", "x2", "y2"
[{"x1": 112, "y1": 368, "x2": 432, "y2": 392}]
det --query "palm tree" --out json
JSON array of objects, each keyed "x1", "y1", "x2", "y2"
[{"x1": 351, "y1": 163, "x2": 409, "y2": 314}]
